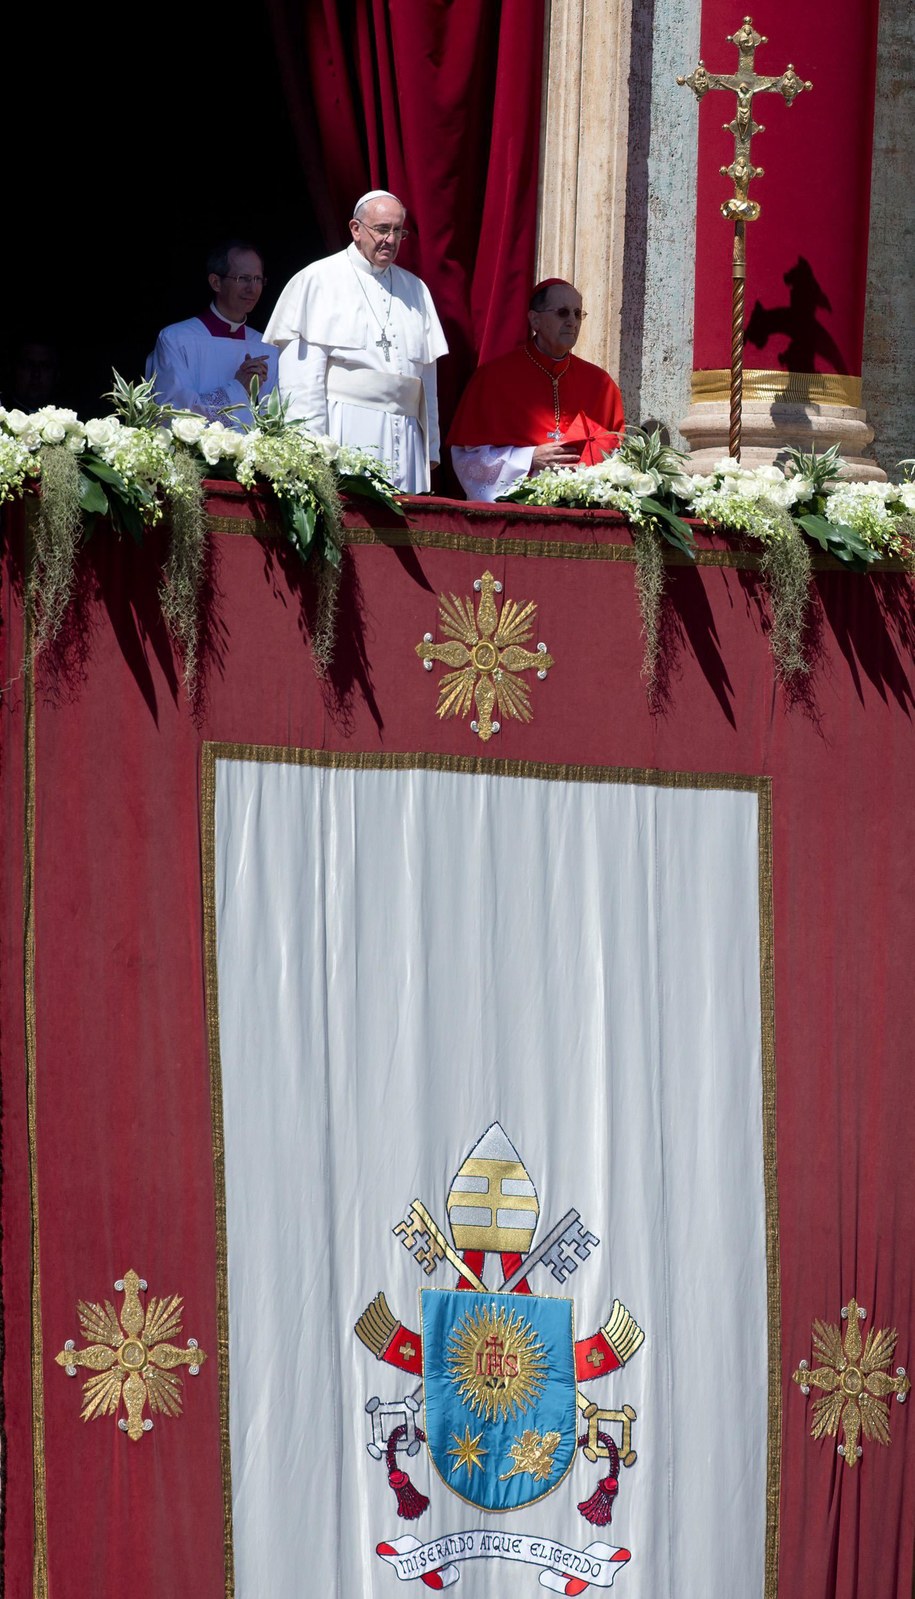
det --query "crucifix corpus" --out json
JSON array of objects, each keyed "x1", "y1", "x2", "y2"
[{"x1": 678, "y1": 17, "x2": 812, "y2": 460}]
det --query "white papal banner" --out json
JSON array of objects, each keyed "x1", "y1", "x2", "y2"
[{"x1": 208, "y1": 752, "x2": 774, "y2": 1599}]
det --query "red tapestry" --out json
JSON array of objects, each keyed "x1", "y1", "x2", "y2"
[{"x1": 1, "y1": 491, "x2": 914, "y2": 1597}]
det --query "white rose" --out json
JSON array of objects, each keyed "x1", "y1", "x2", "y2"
[
  {"x1": 713, "y1": 456, "x2": 740, "y2": 475},
  {"x1": 631, "y1": 470, "x2": 661, "y2": 496},
  {"x1": 762, "y1": 480, "x2": 795, "y2": 509},
  {"x1": 5, "y1": 409, "x2": 31, "y2": 436},
  {"x1": 65, "y1": 429, "x2": 86, "y2": 453},
  {"x1": 199, "y1": 432, "x2": 227, "y2": 465},
  {"x1": 171, "y1": 415, "x2": 207, "y2": 445},
  {"x1": 600, "y1": 459, "x2": 634, "y2": 487},
  {"x1": 199, "y1": 424, "x2": 244, "y2": 464},
  {"x1": 39, "y1": 419, "x2": 67, "y2": 444},
  {"x1": 670, "y1": 474, "x2": 694, "y2": 498},
  {"x1": 37, "y1": 406, "x2": 79, "y2": 431},
  {"x1": 219, "y1": 430, "x2": 246, "y2": 461},
  {"x1": 84, "y1": 417, "x2": 121, "y2": 450},
  {"x1": 789, "y1": 475, "x2": 815, "y2": 502},
  {"x1": 313, "y1": 433, "x2": 339, "y2": 463},
  {"x1": 896, "y1": 482, "x2": 915, "y2": 512},
  {"x1": 755, "y1": 463, "x2": 786, "y2": 484}
]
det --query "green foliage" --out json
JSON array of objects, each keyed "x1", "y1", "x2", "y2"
[
  {"x1": 617, "y1": 424, "x2": 690, "y2": 481},
  {"x1": 104, "y1": 370, "x2": 171, "y2": 429},
  {"x1": 795, "y1": 513, "x2": 878, "y2": 571},
  {"x1": 783, "y1": 442, "x2": 844, "y2": 499}
]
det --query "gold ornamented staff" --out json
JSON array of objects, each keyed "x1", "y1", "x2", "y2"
[{"x1": 678, "y1": 17, "x2": 812, "y2": 459}]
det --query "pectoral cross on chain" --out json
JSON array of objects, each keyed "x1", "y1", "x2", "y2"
[{"x1": 376, "y1": 330, "x2": 392, "y2": 361}]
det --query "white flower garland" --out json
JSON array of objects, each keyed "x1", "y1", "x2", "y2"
[{"x1": 510, "y1": 451, "x2": 915, "y2": 561}]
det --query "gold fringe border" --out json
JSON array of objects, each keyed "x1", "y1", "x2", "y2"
[
  {"x1": 200, "y1": 746, "x2": 235, "y2": 1597},
  {"x1": 757, "y1": 781, "x2": 780, "y2": 1599},
  {"x1": 201, "y1": 743, "x2": 780, "y2": 1594},
  {"x1": 692, "y1": 368, "x2": 862, "y2": 409},
  {"x1": 204, "y1": 514, "x2": 910, "y2": 573},
  {"x1": 24, "y1": 532, "x2": 49, "y2": 1598}
]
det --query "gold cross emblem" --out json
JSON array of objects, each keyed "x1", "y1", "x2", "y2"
[
  {"x1": 55, "y1": 1268, "x2": 206, "y2": 1441},
  {"x1": 416, "y1": 571, "x2": 554, "y2": 742}
]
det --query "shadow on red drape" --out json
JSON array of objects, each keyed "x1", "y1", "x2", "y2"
[{"x1": 264, "y1": 0, "x2": 546, "y2": 438}]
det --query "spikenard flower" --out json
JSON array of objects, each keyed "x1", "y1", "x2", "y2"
[
  {"x1": 0, "y1": 433, "x2": 39, "y2": 501},
  {"x1": 823, "y1": 480, "x2": 904, "y2": 553}
]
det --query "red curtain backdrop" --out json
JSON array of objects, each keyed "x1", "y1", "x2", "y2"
[
  {"x1": 692, "y1": 0, "x2": 880, "y2": 377},
  {"x1": 265, "y1": 0, "x2": 547, "y2": 432},
  {"x1": 2, "y1": 492, "x2": 915, "y2": 1596}
]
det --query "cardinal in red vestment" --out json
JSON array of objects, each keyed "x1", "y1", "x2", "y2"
[{"x1": 448, "y1": 278, "x2": 624, "y2": 501}]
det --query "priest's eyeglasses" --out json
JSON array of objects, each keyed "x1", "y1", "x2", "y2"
[
  {"x1": 541, "y1": 305, "x2": 587, "y2": 321},
  {"x1": 218, "y1": 273, "x2": 267, "y2": 287},
  {"x1": 358, "y1": 223, "x2": 410, "y2": 241}
]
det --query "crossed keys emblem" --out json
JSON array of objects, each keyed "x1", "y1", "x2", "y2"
[{"x1": 354, "y1": 1123, "x2": 644, "y2": 1487}]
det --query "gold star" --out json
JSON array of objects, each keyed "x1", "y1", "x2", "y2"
[{"x1": 447, "y1": 1425, "x2": 488, "y2": 1478}]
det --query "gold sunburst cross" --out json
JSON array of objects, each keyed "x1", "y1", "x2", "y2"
[
  {"x1": 416, "y1": 570, "x2": 555, "y2": 741},
  {"x1": 792, "y1": 1297, "x2": 909, "y2": 1466},
  {"x1": 55, "y1": 1268, "x2": 207, "y2": 1441}
]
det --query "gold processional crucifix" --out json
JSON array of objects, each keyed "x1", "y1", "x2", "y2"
[{"x1": 678, "y1": 17, "x2": 812, "y2": 460}]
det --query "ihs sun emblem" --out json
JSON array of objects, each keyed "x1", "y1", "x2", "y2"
[{"x1": 447, "y1": 1302, "x2": 547, "y2": 1423}]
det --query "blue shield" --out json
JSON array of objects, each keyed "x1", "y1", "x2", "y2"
[{"x1": 421, "y1": 1289, "x2": 578, "y2": 1512}]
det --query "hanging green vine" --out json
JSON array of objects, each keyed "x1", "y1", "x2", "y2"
[
  {"x1": 160, "y1": 449, "x2": 208, "y2": 693},
  {"x1": 30, "y1": 444, "x2": 84, "y2": 653},
  {"x1": 632, "y1": 522, "x2": 668, "y2": 696}
]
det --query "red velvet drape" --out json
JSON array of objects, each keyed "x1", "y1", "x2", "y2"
[{"x1": 265, "y1": 0, "x2": 547, "y2": 431}]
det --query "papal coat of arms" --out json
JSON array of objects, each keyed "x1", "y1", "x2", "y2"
[{"x1": 355, "y1": 1124, "x2": 644, "y2": 1591}]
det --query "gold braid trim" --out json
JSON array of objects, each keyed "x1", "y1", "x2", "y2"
[{"x1": 602, "y1": 1299, "x2": 645, "y2": 1365}]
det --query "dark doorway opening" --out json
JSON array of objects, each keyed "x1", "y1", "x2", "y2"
[{"x1": 4, "y1": 5, "x2": 326, "y2": 417}]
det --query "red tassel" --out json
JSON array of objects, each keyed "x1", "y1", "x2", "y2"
[
  {"x1": 386, "y1": 1423, "x2": 430, "y2": 1521},
  {"x1": 577, "y1": 1432, "x2": 620, "y2": 1525},
  {"x1": 388, "y1": 1467, "x2": 430, "y2": 1520},
  {"x1": 577, "y1": 1474, "x2": 619, "y2": 1526}
]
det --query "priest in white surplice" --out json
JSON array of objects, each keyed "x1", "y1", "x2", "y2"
[
  {"x1": 146, "y1": 240, "x2": 278, "y2": 429},
  {"x1": 264, "y1": 191, "x2": 448, "y2": 492}
]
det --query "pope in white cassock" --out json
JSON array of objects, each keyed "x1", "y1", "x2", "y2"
[
  {"x1": 264, "y1": 191, "x2": 448, "y2": 493},
  {"x1": 146, "y1": 240, "x2": 278, "y2": 429}
]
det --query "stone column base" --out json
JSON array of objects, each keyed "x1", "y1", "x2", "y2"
[{"x1": 678, "y1": 370, "x2": 885, "y2": 481}]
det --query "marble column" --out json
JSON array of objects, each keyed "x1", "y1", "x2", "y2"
[
  {"x1": 535, "y1": 0, "x2": 634, "y2": 381},
  {"x1": 860, "y1": 0, "x2": 915, "y2": 477}
]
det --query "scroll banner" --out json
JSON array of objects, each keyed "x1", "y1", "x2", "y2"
[{"x1": 376, "y1": 1529, "x2": 630, "y2": 1588}]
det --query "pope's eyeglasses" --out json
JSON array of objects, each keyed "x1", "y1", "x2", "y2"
[{"x1": 357, "y1": 223, "x2": 410, "y2": 241}]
